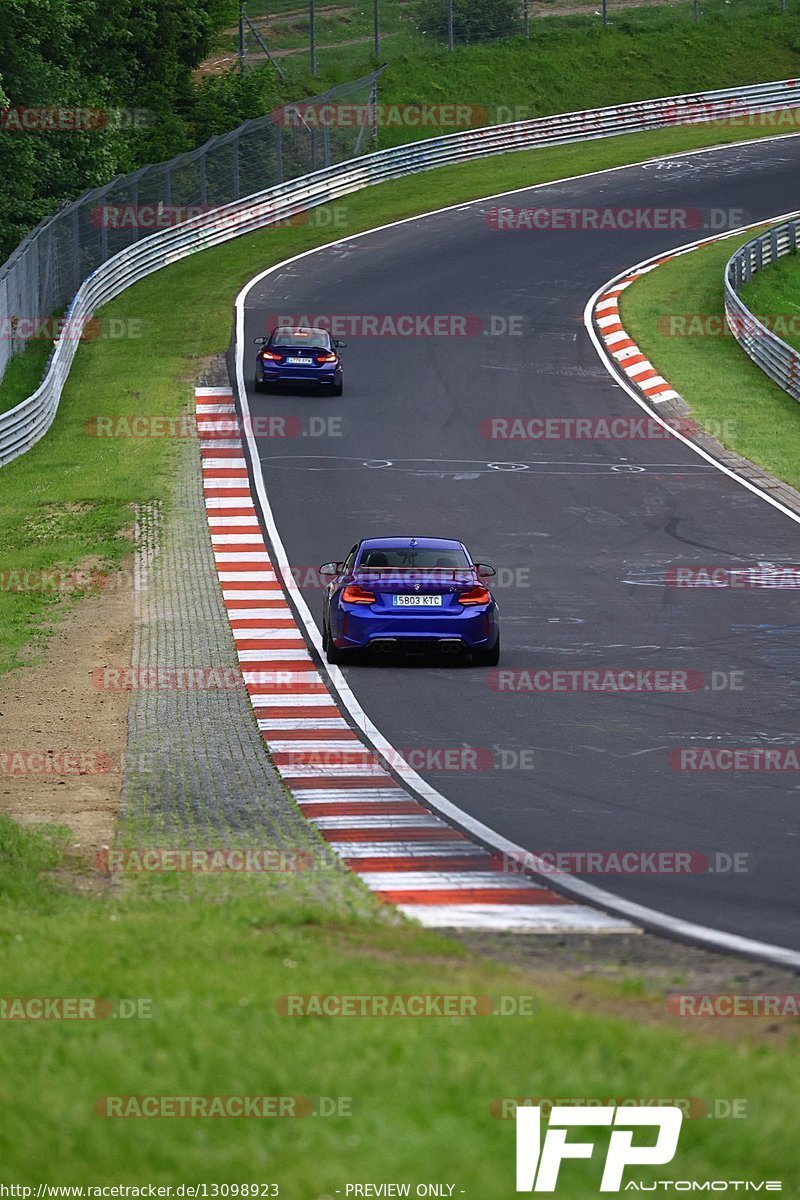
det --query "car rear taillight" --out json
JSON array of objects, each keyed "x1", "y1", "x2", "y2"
[
  {"x1": 315, "y1": 352, "x2": 337, "y2": 364},
  {"x1": 341, "y1": 584, "x2": 376, "y2": 605},
  {"x1": 458, "y1": 586, "x2": 491, "y2": 606},
  {"x1": 260, "y1": 350, "x2": 283, "y2": 362}
]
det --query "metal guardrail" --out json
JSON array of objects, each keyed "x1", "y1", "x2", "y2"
[
  {"x1": 4, "y1": 75, "x2": 800, "y2": 468},
  {"x1": 725, "y1": 214, "x2": 800, "y2": 402}
]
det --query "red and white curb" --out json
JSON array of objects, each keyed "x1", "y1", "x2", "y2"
[
  {"x1": 196, "y1": 385, "x2": 634, "y2": 934},
  {"x1": 593, "y1": 260, "x2": 682, "y2": 405}
]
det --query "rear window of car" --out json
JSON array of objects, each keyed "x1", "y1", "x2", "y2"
[
  {"x1": 358, "y1": 547, "x2": 470, "y2": 569},
  {"x1": 271, "y1": 327, "x2": 331, "y2": 348}
]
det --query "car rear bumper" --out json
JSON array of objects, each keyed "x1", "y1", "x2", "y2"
[
  {"x1": 259, "y1": 366, "x2": 341, "y2": 386},
  {"x1": 336, "y1": 606, "x2": 498, "y2": 650}
]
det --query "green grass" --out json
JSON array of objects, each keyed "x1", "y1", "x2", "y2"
[
  {"x1": 221, "y1": 0, "x2": 413, "y2": 56},
  {"x1": 2, "y1": 118, "x2": 799, "y2": 674},
  {"x1": 0, "y1": 813, "x2": 797, "y2": 1186},
  {"x1": 242, "y1": 0, "x2": 800, "y2": 138},
  {"x1": 621, "y1": 231, "x2": 800, "y2": 491},
  {"x1": 0, "y1": 336, "x2": 52, "y2": 416}
]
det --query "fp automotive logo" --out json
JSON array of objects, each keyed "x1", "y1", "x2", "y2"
[{"x1": 516, "y1": 1105, "x2": 683, "y2": 1192}]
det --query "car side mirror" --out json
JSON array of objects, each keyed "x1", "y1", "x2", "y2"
[
  {"x1": 475, "y1": 562, "x2": 496, "y2": 579},
  {"x1": 333, "y1": 340, "x2": 347, "y2": 348},
  {"x1": 318, "y1": 562, "x2": 341, "y2": 577},
  {"x1": 253, "y1": 336, "x2": 268, "y2": 345}
]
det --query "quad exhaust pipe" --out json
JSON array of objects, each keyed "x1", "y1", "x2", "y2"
[
  {"x1": 369, "y1": 638, "x2": 462, "y2": 655},
  {"x1": 371, "y1": 639, "x2": 397, "y2": 654}
]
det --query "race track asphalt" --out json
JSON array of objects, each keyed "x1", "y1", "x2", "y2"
[{"x1": 233, "y1": 134, "x2": 800, "y2": 951}]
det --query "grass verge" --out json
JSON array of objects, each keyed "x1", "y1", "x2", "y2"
[
  {"x1": 0, "y1": 814, "x2": 797, "y2": 1185},
  {"x1": 222, "y1": 0, "x2": 800, "y2": 119},
  {"x1": 621, "y1": 230, "x2": 800, "y2": 491},
  {"x1": 0, "y1": 337, "x2": 51, "y2": 417}
]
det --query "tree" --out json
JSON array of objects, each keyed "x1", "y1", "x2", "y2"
[{"x1": 0, "y1": 0, "x2": 239, "y2": 260}]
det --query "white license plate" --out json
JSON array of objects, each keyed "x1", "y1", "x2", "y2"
[
  {"x1": 392, "y1": 594, "x2": 442, "y2": 607},
  {"x1": 286, "y1": 356, "x2": 312, "y2": 365}
]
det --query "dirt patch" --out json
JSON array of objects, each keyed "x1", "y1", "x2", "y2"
[
  {"x1": 0, "y1": 565, "x2": 133, "y2": 886},
  {"x1": 454, "y1": 930, "x2": 800, "y2": 1043}
]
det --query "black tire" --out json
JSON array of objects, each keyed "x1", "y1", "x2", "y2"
[
  {"x1": 331, "y1": 380, "x2": 343, "y2": 397},
  {"x1": 323, "y1": 620, "x2": 344, "y2": 664},
  {"x1": 253, "y1": 375, "x2": 265, "y2": 393},
  {"x1": 326, "y1": 639, "x2": 344, "y2": 665},
  {"x1": 473, "y1": 635, "x2": 500, "y2": 667}
]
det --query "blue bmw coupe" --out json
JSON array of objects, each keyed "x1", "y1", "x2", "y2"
[
  {"x1": 319, "y1": 537, "x2": 500, "y2": 665},
  {"x1": 254, "y1": 326, "x2": 344, "y2": 395}
]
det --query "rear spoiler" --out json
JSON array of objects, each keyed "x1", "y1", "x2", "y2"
[{"x1": 356, "y1": 567, "x2": 477, "y2": 581}]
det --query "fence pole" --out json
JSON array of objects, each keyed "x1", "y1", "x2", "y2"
[
  {"x1": 602, "y1": 0, "x2": 607, "y2": 23},
  {"x1": 447, "y1": 0, "x2": 454, "y2": 49},
  {"x1": 71, "y1": 208, "x2": 81, "y2": 292},
  {"x1": 371, "y1": 77, "x2": 378, "y2": 148},
  {"x1": 310, "y1": 0, "x2": 317, "y2": 74},
  {"x1": 694, "y1": 0, "x2": 699, "y2": 17},
  {"x1": 238, "y1": 0, "x2": 246, "y2": 73},
  {"x1": 275, "y1": 122, "x2": 283, "y2": 184},
  {"x1": 524, "y1": 0, "x2": 530, "y2": 36},
  {"x1": 232, "y1": 130, "x2": 241, "y2": 201},
  {"x1": 374, "y1": 0, "x2": 380, "y2": 57}
]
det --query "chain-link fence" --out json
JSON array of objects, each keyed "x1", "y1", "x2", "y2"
[
  {"x1": 221, "y1": 0, "x2": 796, "y2": 71},
  {"x1": 0, "y1": 68, "x2": 382, "y2": 386}
]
